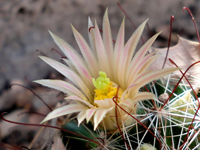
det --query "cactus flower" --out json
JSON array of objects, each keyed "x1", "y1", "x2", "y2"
[{"x1": 35, "y1": 9, "x2": 177, "y2": 131}]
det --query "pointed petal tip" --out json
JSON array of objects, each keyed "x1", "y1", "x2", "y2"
[
  {"x1": 71, "y1": 24, "x2": 77, "y2": 34},
  {"x1": 93, "y1": 127, "x2": 97, "y2": 131},
  {"x1": 48, "y1": 30, "x2": 52, "y2": 34},
  {"x1": 70, "y1": 23, "x2": 75, "y2": 29},
  {"x1": 49, "y1": 31, "x2": 61, "y2": 42},
  {"x1": 94, "y1": 20, "x2": 99, "y2": 32},
  {"x1": 145, "y1": 18, "x2": 149, "y2": 22},
  {"x1": 93, "y1": 124, "x2": 98, "y2": 131},
  {"x1": 48, "y1": 31, "x2": 63, "y2": 43},
  {"x1": 136, "y1": 19, "x2": 148, "y2": 33},
  {"x1": 88, "y1": 17, "x2": 94, "y2": 28},
  {"x1": 40, "y1": 120, "x2": 45, "y2": 124},
  {"x1": 104, "y1": 7, "x2": 108, "y2": 16},
  {"x1": 77, "y1": 119, "x2": 82, "y2": 127},
  {"x1": 134, "y1": 19, "x2": 149, "y2": 34},
  {"x1": 48, "y1": 30, "x2": 55, "y2": 37},
  {"x1": 150, "y1": 31, "x2": 162, "y2": 40},
  {"x1": 86, "y1": 119, "x2": 90, "y2": 124},
  {"x1": 48, "y1": 30, "x2": 51, "y2": 34},
  {"x1": 148, "y1": 30, "x2": 162, "y2": 42},
  {"x1": 40, "y1": 116, "x2": 49, "y2": 124},
  {"x1": 118, "y1": 17, "x2": 125, "y2": 30},
  {"x1": 33, "y1": 79, "x2": 51, "y2": 84},
  {"x1": 105, "y1": 7, "x2": 108, "y2": 12},
  {"x1": 38, "y1": 55, "x2": 48, "y2": 61},
  {"x1": 122, "y1": 16, "x2": 125, "y2": 22},
  {"x1": 103, "y1": 8, "x2": 109, "y2": 23},
  {"x1": 33, "y1": 80, "x2": 40, "y2": 84},
  {"x1": 94, "y1": 19, "x2": 97, "y2": 26},
  {"x1": 141, "y1": 19, "x2": 148, "y2": 26},
  {"x1": 38, "y1": 55, "x2": 45, "y2": 60},
  {"x1": 156, "y1": 30, "x2": 162, "y2": 36}
]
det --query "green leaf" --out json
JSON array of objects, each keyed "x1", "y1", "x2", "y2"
[{"x1": 61, "y1": 120, "x2": 98, "y2": 149}]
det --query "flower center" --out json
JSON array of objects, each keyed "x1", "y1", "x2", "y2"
[{"x1": 92, "y1": 71, "x2": 123, "y2": 100}]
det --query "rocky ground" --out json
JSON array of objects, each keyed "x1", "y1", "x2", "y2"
[{"x1": 0, "y1": 0, "x2": 200, "y2": 149}]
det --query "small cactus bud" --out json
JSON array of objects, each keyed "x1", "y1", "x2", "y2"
[
  {"x1": 140, "y1": 143, "x2": 157, "y2": 150},
  {"x1": 158, "y1": 93, "x2": 169, "y2": 103}
]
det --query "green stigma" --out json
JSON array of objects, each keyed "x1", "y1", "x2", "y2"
[{"x1": 92, "y1": 71, "x2": 110, "y2": 91}]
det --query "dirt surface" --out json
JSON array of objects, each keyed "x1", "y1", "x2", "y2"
[{"x1": 0, "y1": 0, "x2": 200, "y2": 149}]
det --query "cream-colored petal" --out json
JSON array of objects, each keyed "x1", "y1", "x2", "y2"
[
  {"x1": 65, "y1": 95, "x2": 94, "y2": 108},
  {"x1": 39, "y1": 56, "x2": 92, "y2": 101},
  {"x1": 137, "y1": 54, "x2": 158, "y2": 75},
  {"x1": 121, "y1": 84, "x2": 137, "y2": 101},
  {"x1": 133, "y1": 92, "x2": 155, "y2": 102},
  {"x1": 86, "y1": 108, "x2": 97, "y2": 123},
  {"x1": 34, "y1": 79, "x2": 86, "y2": 99},
  {"x1": 77, "y1": 110, "x2": 86, "y2": 126},
  {"x1": 118, "y1": 20, "x2": 148, "y2": 89},
  {"x1": 41, "y1": 104, "x2": 88, "y2": 124},
  {"x1": 88, "y1": 17, "x2": 97, "y2": 57},
  {"x1": 128, "y1": 68, "x2": 177, "y2": 97},
  {"x1": 120, "y1": 98, "x2": 136, "y2": 109},
  {"x1": 103, "y1": 8, "x2": 114, "y2": 77},
  {"x1": 49, "y1": 31, "x2": 93, "y2": 89},
  {"x1": 132, "y1": 32, "x2": 161, "y2": 65},
  {"x1": 134, "y1": 68, "x2": 178, "y2": 87},
  {"x1": 94, "y1": 98, "x2": 115, "y2": 109},
  {"x1": 93, "y1": 107, "x2": 114, "y2": 130},
  {"x1": 127, "y1": 32, "x2": 161, "y2": 84},
  {"x1": 71, "y1": 25, "x2": 99, "y2": 77},
  {"x1": 94, "y1": 20, "x2": 111, "y2": 78},
  {"x1": 62, "y1": 58, "x2": 77, "y2": 73},
  {"x1": 113, "y1": 18, "x2": 125, "y2": 83},
  {"x1": 127, "y1": 54, "x2": 158, "y2": 85}
]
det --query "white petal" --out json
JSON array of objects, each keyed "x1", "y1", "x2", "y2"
[
  {"x1": 49, "y1": 31, "x2": 93, "y2": 88},
  {"x1": 39, "y1": 56, "x2": 92, "y2": 101},
  {"x1": 103, "y1": 8, "x2": 114, "y2": 76},
  {"x1": 128, "y1": 68, "x2": 178, "y2": 97},
  {"x1": 133, "y1": 31, "x2": 161, "y2": 64},
  {"x1": 113, "y1": 18, "x2": 125, "y2": 83},
  {"x1": 121, "y1": 98, "x2": 136, "y2": 109},
  {"x1": 88, "y1": 17, "x2": 97, "y2": 57},
  {"x1": 41, "y1": 104, "x2": 88, "y2": 123},
  {"x1": 127, "y1": 54, "x2": 158, "y2": 85},
  {"x1": 62, "y1": 58, "x2": 77, "y2": 73},
  {"x1": 121, "y1": 84, "x2": 137, "y2": 100},
  {"x1": 137, "y1": 55, "x2": 158, "y2": 75},
  {"x1": 34, "y1": 79, "x2": 86, "y2": 99},
  {"x1": 86, "y1": 108, "x2": 97, "y2": 123},
  {"x1": 94, "y1": 20, "x2": 111, "y2": 78},
  {"x1": 93, "y1": 107, "x2": 114, "y2": 130},
  {"x1": 133, "y1": 68, "x2": 178, "y2": 87},
  {"x1": 133, "y1": 92, "x2": 155, "y2": 102},
  {"x1": 124, "y1": 19, "x2": 148, "y2": 68},
  {"x1": 77, "y1": 110, "x2": 86, "y2": 126},
  {"x1": 65, "y1": 95, "x2": 94, "y2": 108},
  {"x1": 127, "y1": 32, "x2": 161, "y2": 84},
  {"x1": 118, "y1": 20, "x2": 148, "y2": 89},
  {"x1": 94, "y1": 98, "x2": 115, "y2": 109},
  {"x1": 72, "y1": 25, "x2": 99, "y2": 77}
]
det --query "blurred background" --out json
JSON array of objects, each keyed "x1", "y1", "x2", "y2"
[{"x1": 0, "y1": 0, "x2": 200, "y2": 149}]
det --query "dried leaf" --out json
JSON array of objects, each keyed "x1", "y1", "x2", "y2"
[{"x1": 151, "y1": 36, "x2": 200, "y2": 86}]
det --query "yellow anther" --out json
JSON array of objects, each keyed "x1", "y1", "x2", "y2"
[{"x1": 93, "y1": 71, "x2": 123, "y2": 101}]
